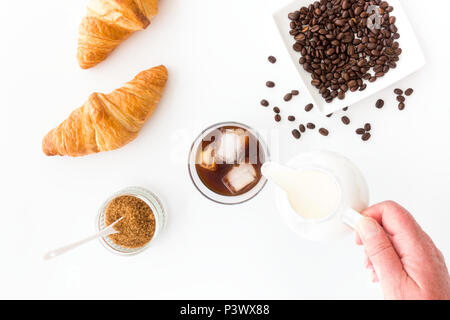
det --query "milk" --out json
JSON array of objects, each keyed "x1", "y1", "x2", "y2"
[{"x1": 262, "y1": 162, "x2": 341, "y2": 220}]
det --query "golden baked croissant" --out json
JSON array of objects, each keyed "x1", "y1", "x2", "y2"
[
  {"x1": 42, "y1": 65, "x2": 168, "y2": 157},
  {"x1": 77, "y1": 0, "x2": 158, "y2": 69}
]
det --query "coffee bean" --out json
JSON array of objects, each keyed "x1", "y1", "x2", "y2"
[
  {"x1": 307, "y1": 123, "x2": 316, "y2": 129},
  {"x1": 398, "y1": 102, "x2": 405, "y2": 110},
  {"x1": 292, "y1": 129, "x2": 301, "y2": 139},
  {"x1": 394, "y1": 88, "x2": 403, "y2": 95},
  {"x1": 397, "y1": 95, "x2": 405, "y2": 102},
  {"x1": 362, "y1": 133, "x2": 371, "y2": 141},
  {"x1": 288, "y1": 11, "x2": 300, "y2": 21},
  {"x1": 295, "y1": 33, "x2": 306, "y2": 41},
  {"x1": 292, "y1": 129, "x2": 302, "y2": 140},
  {"x1": 288, "y1": 115, "x2": 296, "y2": 122},
  {"x1": 343, "y1": 107, "x2": 349, "y2": 111},
  {"x1": 326, "y1": 113, "x2": 333, "y2": 118},
  {"x1": 348, "y1": 80, "x2": 357, "y2": 88},
  {"x1": 274, "y1": 114, "x2": 281, "y2": 122},
  {"x1": 284, "y1": 93, "x2": 293, "y2": 102},
  {"x1": 291, "y1": 90, "x2": 299, "y2": 96},
  {"x1": 376, "y1": 99, "x2": 385, "y2": 109},
  {"x1": 356, "y1": 128, "x2": 365, "y2": 135},
  {"x1": 266, "y1": 81, "x2": 275, "y2": 88},
  {"x1": 261, "y1": 99, "x2": 269, "y2": 107},
  {"x1": 268, "y1": 56, "x2": 277, "y2": 64},
  {"x1": 299, "y1": 124, "x2": 306, "y2": 133},
  {"x1": 319, "y1": 128, "x2": 329, "y2": 136},
  {"x1": 342, "y1": 0, "x2": 350, "y2": 10},
  {"x1": 405, "y1": 88, "x2": 414, "y2": 96},
  {"x1": 364, "y1": 123, "x2": 371, "y2": 131},
  {"x1": 305, "y1": 103, "x2": 314, "y2": 112},
  {"x1": 273, "y1": 107, "x2": 280, "y2": 113},
  {"x1": 326, "y1": 48, "x2": 335, "y2": 56},
  {"x1": 341, "y1": 116, "x2": 350, "y2": 125}
]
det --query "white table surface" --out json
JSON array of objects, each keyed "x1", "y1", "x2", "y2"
[{"x1": 1, "y1": 0, "x2": 449, "y2": 299}]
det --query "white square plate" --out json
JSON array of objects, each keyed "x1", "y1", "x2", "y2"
[{"x1": 273, "y1": 0, "x2": 425, "y2": 114}]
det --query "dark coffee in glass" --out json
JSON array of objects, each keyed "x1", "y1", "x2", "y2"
[{"x1": 195, "y1": 125, "x2": 265, "y2": 196}]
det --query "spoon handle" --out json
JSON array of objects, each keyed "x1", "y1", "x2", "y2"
[{"x1": 43, "y1": 218, "x2": 122, "y2": 260}]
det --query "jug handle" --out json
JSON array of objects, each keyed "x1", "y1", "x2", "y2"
[{"x1": 342, "y1": 208, "x2": 363, "y2": 229}]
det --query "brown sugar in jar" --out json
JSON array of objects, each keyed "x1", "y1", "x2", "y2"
[{"x1": 105, "y1": 195, "x2": 156, "y2": 249}]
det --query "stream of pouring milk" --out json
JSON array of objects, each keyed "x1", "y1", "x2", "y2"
[{"x1": 262, "y1": 162, "x2": 341, "y2": 220}]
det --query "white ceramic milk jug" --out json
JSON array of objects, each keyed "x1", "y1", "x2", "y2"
[{"x1": 262, "y1": 151, "x2": 369, "y2": 242}]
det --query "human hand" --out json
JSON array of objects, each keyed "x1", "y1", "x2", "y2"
[{"x1": 355, "y1": 201, "x2": 450, "y2": 300}]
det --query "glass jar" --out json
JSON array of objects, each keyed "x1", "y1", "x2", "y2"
[{"x1": 96, "y1": 186, "x2": 166, "y2": 256}]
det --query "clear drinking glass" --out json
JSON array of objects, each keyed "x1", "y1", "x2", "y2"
[
  {"x1": 188, "y1": 121, "x2": 270, "y2": 205},
  {"x1": 96, "y1": 186, "x2": 166, "y2": 256}
]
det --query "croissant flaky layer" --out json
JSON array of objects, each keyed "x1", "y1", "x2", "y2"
[
  {"x1": 43, "y1": 65, "x2": 168, "y2": 157},
  {"x1": 77, "y1": 0, "x2": 158, "y2": 69}
]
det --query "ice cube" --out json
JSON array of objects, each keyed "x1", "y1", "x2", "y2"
[
  {"x1": 222, "y1": 163, "x2": 258, "y2": 194},
  {"x1": 197, "y1": 143, "x2": 217, "y2": 171},
  {"x1": 215, "y1": 129, "x2": 248, "y2": 165}
]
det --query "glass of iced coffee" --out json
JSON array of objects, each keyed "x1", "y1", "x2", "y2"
[{"x1": 188, "y1": 122, "x2": 269, "y2": 205}]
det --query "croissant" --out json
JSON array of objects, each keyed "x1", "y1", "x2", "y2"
[
  {"x1": 42, "y1": 65, "x2": 168, "y2": 157},
  {"x1": 77, "y1": 0, "x2": 158, "y2": 69}
]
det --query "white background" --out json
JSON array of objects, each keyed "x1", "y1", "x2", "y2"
[{"x1": 1, "y1": 0, "x2": 449, "y2": 299}]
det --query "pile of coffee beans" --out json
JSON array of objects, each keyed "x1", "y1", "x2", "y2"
[{"x1": 288, "y1": 0, "x2": 401, "y2": 103}]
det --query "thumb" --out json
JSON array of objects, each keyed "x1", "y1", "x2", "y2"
[{"x1": 358, "y1": 217, "x2": 404, "y2": 284}]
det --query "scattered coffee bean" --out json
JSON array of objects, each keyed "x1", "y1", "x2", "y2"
[
  {"x1": 405, "y1": 88, "x2": 414, "y2": 96},
  {"x1": 362, "y1": 133, "x2": 371, "y2": 141},
  {"x1": 268, "y1": 56, "x2": 277, "y2": 64},
  {"x1": 288, "y1": 1, "x2": 402, "y2": 103},
  {"x1": 288, "y1": 115, "x2": 296, "y2": 122},
  {"x1": 356, "y1": 128, "x2": 365, "y2": 135},
  {"x1": 376, "y1": 99, "x2": 385, "y2": 109},
  {"x1": 364, "y1": 123, "x2": 371, "y2": 131},
  {"x1": 341, "y1": 116, "x2": 350, "y2": 125},
  {"x1": 292, "y1": 129, "x2": 301, "y2": 139},
  {"x1": 291, "y1": 90, "x2": 299, "y2": 96},
  {"x1": 284, "y1": 93, "x2": 293, "y2": 102},
  {"x1": 326, "y1": 113, "x2": 333, "y2": 118},
  {"x1": 394, "y1": 88, "x2": 403, "y2": 95},
  {"x1": 299, "y1": 124, "x2": 306, "y2": 133},
  {"x1": 343, "y1": 107, "x2": 349, "y2": 111},
  {"x1": 266, "y1": 81, "x2": 275, "y2": 88},
  {"x1": 397, "y1": 95, "x2": 405, "y2": 103},
  {"x1": 261, "y1": 99, "x2": 269, "y2": 107},
  {"x1": 319, "y1": 128, "x2": 329, "y2": 136},
  {"x1": 275, "y1": 114, "x2": 281, "y2": 122},
  {"x1": 273, "y1": 107, "x2": 280, "y2": 113},
  {"x1": 398, "y1": 102, "x2": 405, "y2": 110},
  {"x1": 305, "y1": 103, "x2": 314, "y2": 112},
  {"x1": 307, "y1": 123, "x2": 316, "y2": 129}
]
